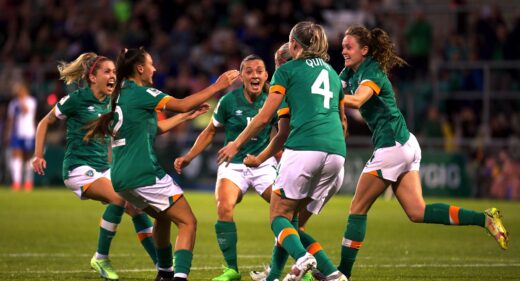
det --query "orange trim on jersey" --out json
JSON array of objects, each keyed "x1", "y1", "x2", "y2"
[
  {"x1": 83, "y1": 182, "x2": 93, "y2": 193},
  {"x1": 270, "y1": 85, "x2": 286, "y2": 95},
  {"x1": 307, "y1": 242, "x2": 323, "y2": 255},
  {"x1": 340, "y1": 97, "x2": 346, "y2": 106},
  {"x1": 137, "y1": 232, "x2": 153, "y2": 241},
  {"x1": 277, "y1": 107, "x2": 290, "y2": 117},
  {"x1": 361, "y1": 80, "x2": 381, "y2": 95},
  {"x1": 273, "y1": 189, "x2": 282, "y2": 196},
  {"x1": 278, "y1": 228, "x2": 298, "y2": 245},
  {"x1": 155, "y1": 96, "x2": 173, "y2": 112},
  {"x1": 366, "y1": 170, "x2": 378, "y2": 177},
  {"x1": 449, "y1": 206, "x2": 460, "y2": 225}
]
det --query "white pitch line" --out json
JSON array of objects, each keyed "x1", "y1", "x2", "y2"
[
  {"x1": 0, "y1": 253, "x2": 271, "y2": 258},
  {"x1": 2, "y1": 263, "x2": 519, "y2": 274}
]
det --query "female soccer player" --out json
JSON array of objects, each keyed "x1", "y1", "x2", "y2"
[
  {"x1": 32, "y1": 53, "x2": 199, "y2": 280},
  {"x1": 84, "y1": 47, "x2": 239, "y2": 281},
  {"x1": 6, "y1": 81, "x2": 37, "y2": 191},
  {"x1": 174, "y1": 54, "x2": 276, "y2": 281},
  {"x1": 336, "y1": 26, "x2": 509, "y2": 279},
  {"x1": 218, "y1": 22, "x2": 348, "y2": 281}
]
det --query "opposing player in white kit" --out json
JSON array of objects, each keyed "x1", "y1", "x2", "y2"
[
  {"x1": 174, "y1": 55, "x2": 276, "y2": 281},
  {"x1": 6, "y1": 82, "x2": 36, "y2": 191}
]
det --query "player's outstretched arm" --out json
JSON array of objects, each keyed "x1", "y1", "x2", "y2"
[
  {"x1": 157, "y1": 103, "x2": 210, "y2": 135},
  {"x1": 244, "y1": 117, "x2": 289, "y2": 167},
  {"x1": 164, "y1": 70, "x2": 239, "y2": 113},
  {"x1": 32, "y1": 107, "x2": 59, "y2": 175},
  {"x1": 218, "y1": 92, "x2": 284, "y2": 165},
  {"x1": 174, "y1": 118, "x2": 218, "y2": 174}
]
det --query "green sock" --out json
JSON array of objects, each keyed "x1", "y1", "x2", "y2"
[
  {"x1": 298, "y1": 230, "x2": 336, "y2": 276},
  {"x1": 267, "y1": 216, "x2": 298, "y2": 280},
  {"x1": 157, "y1": 244, "x2": 173, "y2": 271},
  {"x1": 97, "y1": 204, "x2": 124, "y2": 256},
  {"x1": 132, "y1": 213, "x2": 157, "y2": 264},
  {"x1": 215, "y1": 221, "x2": 238, "y2": 270},
  {"x1": 424, "y1": 203, "x2": 485, "y2": 226},
  {"x1": 338, "y1": 214, "x2": 366, "y2": 278},
  {"x1": 271, "y1": 216, "x2": 306, "y2": 260},
  {"x1": 174, "y1": 249, "x2": 193, "y2": 276}
]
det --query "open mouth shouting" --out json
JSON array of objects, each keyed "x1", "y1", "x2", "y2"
[
  {"x1": 250, "y1": 78, "x2": 261, "y2": 92},
  {"x1": 106, "y1": 79, "x2": 116, "y2": 91}
]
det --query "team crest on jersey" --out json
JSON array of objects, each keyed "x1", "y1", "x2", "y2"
[
  {"x1": 87, "y1": 106, "x2": 95, "y2": 112},
  {"x1": 235, "y1": 110, "x2": 243, "y2": 116},
  {"x1": 146, "y1": 88, "x2": 162, "y2": 97},
  {"x1": 85, "y1": 170, "x2": 94, "y2": 177}
]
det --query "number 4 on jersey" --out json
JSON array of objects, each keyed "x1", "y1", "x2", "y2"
[{"x1": 311, "y1": 69, "x2": 333, "y2": 109}]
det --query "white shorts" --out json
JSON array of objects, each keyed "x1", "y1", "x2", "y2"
[
  {"x1": 362, "y1": 133, "x2": 421, "y2": 182},
  {"x1": 305, "y1": 165, "x2": 344, "y2": 214},
  {"x1": 117, "y1": 174, "x2": 184, "y2": 212},
  {"x1": 273, "y1": 149, "x2": 345, "y2": 213},
  {"x1": 64, "y1": 165, "x2": 111, "y2": 200},
  {"x1": 217, "y1": 157, "x2": 277, "y2": 195}
]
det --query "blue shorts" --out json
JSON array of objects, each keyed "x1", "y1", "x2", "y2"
[{"x1": 9, "y1": 137, "x2": 35, "y2": 152}]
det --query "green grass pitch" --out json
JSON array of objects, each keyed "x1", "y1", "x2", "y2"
[{"x1": 0, "y1": 188, "x2": 518, "y2": 280}]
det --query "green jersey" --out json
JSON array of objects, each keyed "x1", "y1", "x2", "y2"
[
  {"x1": 339, "y1": 56, "x2": 410, "y2": 149},
  {"x1": 270, "y1": 57, "x2": 346, "y2": 157},
  {"x1": 55, "y1": 87, "x2": 111, "y2": 179},
  {"x1": 213, "y1": 87, "x2": 275, "y2": 164},
  {"x1": 110, "y1": 81, "x2": 171, "y2": 191}
]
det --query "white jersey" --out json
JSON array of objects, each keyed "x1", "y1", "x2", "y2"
[{"x1": 7, "y1": 96, "x2": 37, "y2": 138}]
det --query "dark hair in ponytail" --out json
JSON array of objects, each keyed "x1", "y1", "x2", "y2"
[
  {"x1": 345, "y1": 26, "x2": 407, "y2": 73},
  {"x1": 83, "y1": 47, "x2": 148, "y2": 142}
]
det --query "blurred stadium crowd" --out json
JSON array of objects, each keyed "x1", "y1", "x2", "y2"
[{"x1": 0, "y1": 0, "x2": 519, "y2": 199}]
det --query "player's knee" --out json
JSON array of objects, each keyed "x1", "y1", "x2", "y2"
[
  {"x1": 406, "y1": 210, "x2": 424, "y2": 223},
  {"x1": 109, "y1": 196, "x2": 126, "y2": 207},
  {"x1": 184, "y1": 216, "x2": 197, "y2": 234},
  {"x1": 216, "y1": 201, "x2": 235, "y2": 220}
]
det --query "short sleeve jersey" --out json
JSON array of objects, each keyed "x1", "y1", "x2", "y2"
[
  {"x1": 213, "y1": 87, "x2": 276, "y2": 163},
  {"x1": 55, "y1": 87, "x2": 111, "y2": 179},
  {"x1": 110, "y1": 81, "x2": 172, "y2": 191},
  {"x1": 7, "y1": 96, "x2": 37, "y2": 139},
  {"x1": 270, "y1": 57, "x2": 346, "y2": 157},
  {"x1": 339, "y1": 56, "x2": 410, "y2": 149}
]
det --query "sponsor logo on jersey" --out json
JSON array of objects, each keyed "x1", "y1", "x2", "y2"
[
  {"x1": 235, "y1": 110, "x2": 243, "y2": 116},
  {"x1": 87, "y1": 106, "x2": 95, "y2": 112},
  {"x1": 146, "y1": 88, "x2": 162, "y2": 97},
  {"x1": 85, "y1": 170, "x2": 94, "y2": 177}
]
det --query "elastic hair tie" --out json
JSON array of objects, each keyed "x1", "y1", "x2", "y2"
[
  {"x1": 88, "y1": 56, "x2": 106, "y2": 76},
  {"x1": 292, "y1": 34, "x2": 309, "y2": 49}
]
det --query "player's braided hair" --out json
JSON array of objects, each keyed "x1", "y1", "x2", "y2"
[
  {"x1": 84, "y1": 47, "x2": 147, "y2": 142},
  {"x1": 58, "y1": 52, "x2": 110, "y2": 85},
  {"x1": 290, "y1": 21, "x2": 330, "y2": 61},
  {"x1": 345, "y1": 26, "x2": 407, "y2": 74}
]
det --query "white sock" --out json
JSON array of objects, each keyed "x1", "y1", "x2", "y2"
[
  {"x1": 95, "y1": 252, "x2": 108, "y2": 260},
  {"x1": 24, "y1": 161, "x2": 33, "y2": 184},
  {"x1": 10, "y1": 157, "x2": 22, "y2": 185}
]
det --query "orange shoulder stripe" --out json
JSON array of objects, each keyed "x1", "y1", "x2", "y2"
[
  {"x1": 360, "y1": 80, "x2": 381, "y2": 95},
  {"x1": 155, "y1": 96, "x2": 173, "y2": 112},
  {"x1": 270, "y1": 85, "x2": 286, "y2": 95}
]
